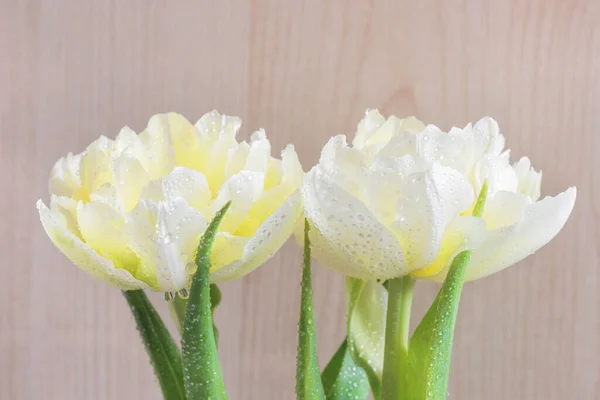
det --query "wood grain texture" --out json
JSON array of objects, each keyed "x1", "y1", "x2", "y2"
[{"x1": 1, "y1": 0, "x2": 599, "y2": 399}]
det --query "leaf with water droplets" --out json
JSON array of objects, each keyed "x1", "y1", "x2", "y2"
[
  {"x1": 407, "y1": 182, "x2": 488, "y2": 400},
  {"x1": 168, "y1": 284, "x2": 220, "y2": 345},
  {"x1": 123, "y1": 290, "x2": 185, "y2": 400},
  {"x1": 181, "y1": 202, "x2": 231, "y2": 400},
  {"x1": 296, "y1": 219, "x2": 325, "y2": 400},
  {"x1": 321, "y1": 337, "x2": 370, "y2": 400}
]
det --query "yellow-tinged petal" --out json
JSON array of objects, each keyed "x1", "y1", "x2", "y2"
[
  {"x1": 466, "y1": 187, "x2": 576, "y2": 281},
  {"x1": 76, "y1": 201, "x2": 151, "y2": 284},
  {"x1": 411, "y1": 216, "x2": 486, "y2": 279},
  {"x1": 37, "y1": 200, "x2": 148, "y2": 290},
  {"x1": 353, "y1": 109, "x2": 387, "y2": 148},
  {"x1": 114, "y1": 126, "x2": 146, "y2": 160},
  {"x1": 209, "y1": 233, "x2": 248, "y2": 272},
  {"x1": 225, "y1": 141, "x2": 251, "y2": 178},
  {"x1": 164, "y1": 113, "x2": 203, "y2": 170},
  {"x1": 140, "y1": 114, "x2": 176, "y2": 178},
  {"x1": 391, "y1": 163, "x2": 475, "y2": 270},
  {"x1": 195, "y1": 111, "x2": 242, "y2": 194},
  {"x1": 211, "y1": 190, "x2": 303, "y2": 283},
  {"x1": 235, "y1": 145, "x2": 303, "y2": 237},
  {"x1": 113, "y1": 155, "x2": 150, "y2": 212},
  {"x1": 204, "y1": 135, "x2": 239, "y2": 196},
  {"x1": 49, "y1": 152, "x2": 85, "y2": 200},
  {"x1": 213, "y1": 171, "x2": 264, "y2": 234},
  {"x1": 50, "y1": 195, "x2": 80, "y2": 237},
  {"x1": 79, "y1": 136, "x2": 114, "y2": 199},
  {"x1": 264, "y1": 158, "x2": 283, "y2": 190}
]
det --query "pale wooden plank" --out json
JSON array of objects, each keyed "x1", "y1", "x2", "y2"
[{"x1": 1, "y1": 1, "x2": 598, "y2": 399}]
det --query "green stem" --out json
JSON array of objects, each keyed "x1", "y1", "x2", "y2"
[
  {"x1": 381, "y1": 275, "x2": 415, "y2": 400},
  {"x1": 168, "y1": 296, "x2": 187, "y2": 334}
]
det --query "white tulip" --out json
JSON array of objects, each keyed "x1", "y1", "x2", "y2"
[{"x1": 302, "y1": 109, "x2": 576, "y2": 281}]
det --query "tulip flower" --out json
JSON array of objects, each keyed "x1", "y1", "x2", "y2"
[
  {"x1": 302, "y1": 109, "x2": 576, "y2": 282},
  {"x1": 38, "y1": 111, "x2": 303, "y2": 293}
]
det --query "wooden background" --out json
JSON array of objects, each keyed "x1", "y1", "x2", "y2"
[{"x1": 1, "y1": 1, "x2": 598, "y2": 399}]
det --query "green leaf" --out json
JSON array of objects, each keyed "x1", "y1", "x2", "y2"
[
  {"x1": 321, "y1": 338, "x2": 370, "y2": 400},
  {"x1": 123, "y1": 290, "x2": 185, "y2": 400},
  {"x1": 168, "y1": 285, "x2": 221, "y2": 346},
  {"x1": 407, "y1": 181, "x2": 488, "y2": 400},
  {"x1": 181, "y1": 202, "x2": 231, "y2": 400},
  {"x1": 346, "y1": 278, "x2": 388, "y2": 399},
  {"x1": 296, "y1": 219, "x2": 325, "y2": 400}
]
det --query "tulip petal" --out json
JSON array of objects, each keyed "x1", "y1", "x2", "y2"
[
  {"x1": 225, "y1": 141, "x2": 251, "y2": 178},
  {"x1": 113, "y1": 155, "x2": 150, "y2": 212},
  {"x1": 513, "y1": 157, "x2": 542, "y2": 201},
  {"x1": 474, "y1": 151, "x2": 518, "y2": 196},
  {"x1": 353, "y1": 109, "x2": 387, "y2": 149},
  {"x1": 210, "y1": 232, "x2": 248, "y2": 272},
  {"x1": 163, "y1": 113, "x2": 203, "y2": 170},
  {"x1": 195, "y1": 110, "x2": 242, "y2": 142},
  {"x1": 482, "y1": 190, "x2": 531, "y2": 231},
  {"x1": 37, "y1": 200, "x2": 148, "y2": 290},
  {"x1": 210, "y1": 190, "x2": 303, "y2": 283},
  {"x1": 244, "y1": 130, "x2": 271, "y2": 172},
  {"x1": 125, "y1": 198, "x2": 207, "y2": 291},
  {"x1": 50, "y1": 195, "x2": 80, "y2": 237},
  {"x1": 161, "y1": 167, "x2": 212, "y2": 217},
  {"x1": 358, "y1": 166, "x2": 405, "y2": 227},
  {"x1": 213, "y1": 170, "x2": 265, "y2": 234},
  {"x1": 154, "y1": 199, "x2": 209, "y2": 290},
  {"x1": 77, "y1": 201, "x2": 144, "y2": 280},
  {"x1": 194, "y1": 112, "x2": 241, "y2": 194},
  {"x1": 391, "y1": 163, "x2": 475, "y2": 270},
  {"x1": 412, "y1": 216, "x2": 487, "y2": 280},
  {"x1": 416, "y1": 125, "x2": 465, "y2": 172},
  {"x1": 466, "y1": 187, "x2": 576, "y2": 280},
  {"x1": 141, "y1": 167, "x2": 213, "y2": 218},
  {"x1": 79, "y1": 136, "x2": 114, "y2": 197},
  {"x1": 49, "y1": 152, "x2": 84, "y2": 200},
  {"x1": 235, "y1": 146, "x2": 303, "y2": 237},
  {"x1": 303, "y1": 168, "x2": 408, "y2": 280},
  {"x1": 469, "y1": 117, "x2": 504, "y2": 158},
  {"x1": 114, "y1": 126, "x2": 142, "y2": 153},
  {"x1": 318, "y1": 135, "x2": 365, "y2": 197}
]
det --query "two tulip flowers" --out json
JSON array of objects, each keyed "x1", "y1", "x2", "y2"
[{"x1": 38, "y1": 110, "x2": 576, "y2": 400}]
